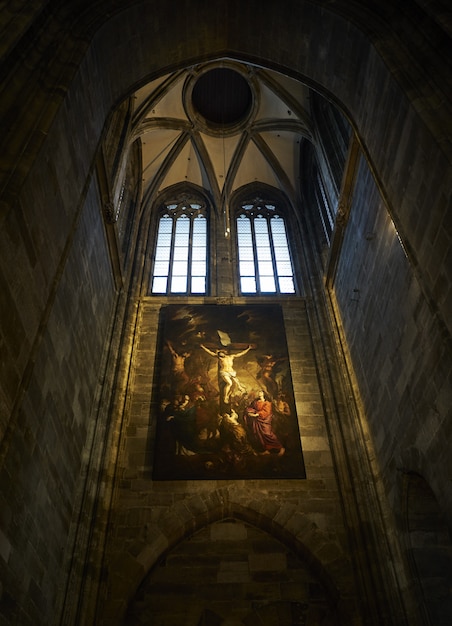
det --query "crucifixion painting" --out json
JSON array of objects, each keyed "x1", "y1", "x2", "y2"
[{"x1": 152, "y1": 304, "x2": 306, "y2": 480}]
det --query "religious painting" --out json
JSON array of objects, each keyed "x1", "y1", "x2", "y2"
[{"x1": 152, "y1": 304, "x2": 306, "y2": 480}]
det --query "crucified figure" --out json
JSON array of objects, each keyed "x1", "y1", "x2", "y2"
[
  {"x1": 200, "y1": 343, "x2": 252, "y2": 404},
  {"x1": 166, "y1": 340, "x2": 190, "y2": 393}
]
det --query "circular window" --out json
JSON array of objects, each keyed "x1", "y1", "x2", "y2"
[
  {"x1": 185, "y1": 64, "x2": 257, "y2": 136},
  {"x1": 192, "y1": 68, "x2": 252, "y2": 125}
]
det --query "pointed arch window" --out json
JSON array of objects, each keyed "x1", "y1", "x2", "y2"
[
  {"x1": 151, "y1": 199, "x2": 208, "y2": 295},
  {"x1": 236, "y1": 200, "x2": 296, "y2": 294}
]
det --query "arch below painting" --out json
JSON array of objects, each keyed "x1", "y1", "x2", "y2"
[{"x1": 101, "y1": 490, "x2": 357, "y2": 625}]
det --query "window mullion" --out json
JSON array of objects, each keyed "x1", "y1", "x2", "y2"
[
  {"x1": 167, "y1": 215, "x2": 177, "y2": 294},
  {"x1": 267, "y1": 216, "x2": 280, "y2": 294},
  {"x1": 151, "y1": 199, "x2": 208, "y2": 296},
  {"x1": 250, "y1": 216, "x2": 261, "y2": 293},
  {"x1": 187, "y1": 216, "x2": 194, "y2": 294}
]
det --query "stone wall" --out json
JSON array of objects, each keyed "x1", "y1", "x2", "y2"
[
  {"x1": 0, "y1": 175, "x2": 116, "y2": 625},
  {"x1": 96, "y1": 298, "x2": 358, "y2": 624},
  {"x1": 333, "y1": 155, "x2": 452, "y2": 533},
  {"x1": 0, "y1": 2, "x2": 450, "y2": 625},
  {"x1": 125, "y1": 518, "x2": 336, "y2": 625}
]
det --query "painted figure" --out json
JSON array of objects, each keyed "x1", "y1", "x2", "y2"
[
  {"x1": 200, "y1": 343, "x2": 252, "y2": 405},
  {"x1": 244, "y1": 389, "x2": 285, "y2": 456},
  {"x1": 256, "y1": 354, "x2": 284, "y2": 399},
  {"x1": 165, "y1": 394, "x2": 198, "y2": 455},
  {"x1": 220, "y1": 409, "x2": 256, "y2": 458},
  {"x1": 166, "y1": 340, "x2": 190, "y2": 393}
]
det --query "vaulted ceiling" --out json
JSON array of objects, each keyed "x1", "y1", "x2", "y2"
[{"x1": 130, "y1": 60, "x2": 314, "y2": 210}]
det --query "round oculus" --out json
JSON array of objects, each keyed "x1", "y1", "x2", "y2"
[{"x1": 191, "y1": 68, "x2": 253, "y2": 126}]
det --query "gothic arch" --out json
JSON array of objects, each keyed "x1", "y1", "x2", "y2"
[
  {"x1": 229, "y1": 183, "x2": 302, "y2": 296},
  {"x1": 230, "y1": 184, "x2": 294, "y2": 216},
  {"x1": 1, "y1": 4, "x2": 450, "y2": 626},
  {"x1": 137, "y1": 182, "x2": 211, "y2": 293},
  {"x1": 397, "y1": 469, "x2": 452, "y2": 626},
  {"x1": 3, "y1": 0, "x2": 447, "y2": 335},
  {"x1": 103, "y1": 490, "x2": 356, "y2": 624}
]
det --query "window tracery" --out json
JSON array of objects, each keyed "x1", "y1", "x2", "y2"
[
  {"x1": 151, "y1": 190, "x2": 297, "y2": 297},
  {"x1": 235, "y1": 198, "x2": 296, "y2": 295},
  {"x1": 151, "y1": 198, "x2": 208, "y2": 295}
]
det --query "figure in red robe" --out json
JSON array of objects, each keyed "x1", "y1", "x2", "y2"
[{"x1": 244, "y1": 390, "x2": 285, "y2": 456}]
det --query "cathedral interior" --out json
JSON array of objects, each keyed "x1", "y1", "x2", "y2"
[{"x1": 0, "y1": 1, "x2": 451, "y2": 625}]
